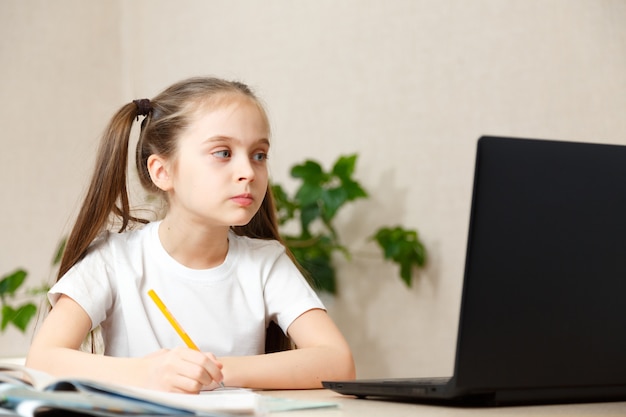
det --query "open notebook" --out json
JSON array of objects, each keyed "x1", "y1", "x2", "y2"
[
  {"x1": 0, "y1": 362, "x2": 337, "y2": 416},
  {"x1": 324, "y1": 136, "x2": 626, "y2": 406}
]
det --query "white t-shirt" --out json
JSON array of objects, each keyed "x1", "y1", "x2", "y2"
[{"x1": 49, "y1": 221, "x2": 324, "y2": 358}]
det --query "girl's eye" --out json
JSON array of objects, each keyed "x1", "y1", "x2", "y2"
[
  {"x1": 213, "y1": 150, "x2": 231, "y2": 159},
  {"x1": 252, "y1": 152, "x2": 268, "y2": 162}
]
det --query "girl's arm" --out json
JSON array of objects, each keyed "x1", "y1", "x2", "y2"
[
  {"x1": 219, "y1": 308, "x2": 356, "y2": 389},
  {"x1": 25, "y1": 294, "x2": 223, "y2": 393}
]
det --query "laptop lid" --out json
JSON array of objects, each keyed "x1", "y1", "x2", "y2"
[
  {"x1": 452, "y1": 136, "x2": 626, "y2": 399},
  {"x1": 324, "y1": 136, "x2": 626, "y2": 405}
]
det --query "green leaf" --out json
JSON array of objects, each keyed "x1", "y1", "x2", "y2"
[
  {"x1": 0, "y1": 269, "x2": 28, "y2": 296},
  {"x1": 1, "y1": 303, "x2": 37, "y2": 332},
  {"x1": 372, "y1": 226, "x2": 427, "y2": 287},
  {"x1": 1, "y1": 305, "x2": 12, "y2": 330},
  {"x1": 321, "y1": 187, "x2": 348, "y2": 221},
  {"x1": 300, "y1": 204, "x2": 321, "y2": 236},
  {"x1": 341, "y1": 178, "x2": 368, "y2": 201},
  {"x1": 400, "y1": 260, "x2": 413, "y2": 287},
  {"x1": 291, "y1": 160, "x2": 326, "y2": 185},
  {"x1": 331, "y1": 154, "x2": 358, "y2": 180},
  {"x1": 295, "y1": 182, "x2": 323, "y2": 207}
]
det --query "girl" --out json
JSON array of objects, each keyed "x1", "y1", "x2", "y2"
[{"x1": 26, "y1": 76, "x2": 356, "y2": 393}]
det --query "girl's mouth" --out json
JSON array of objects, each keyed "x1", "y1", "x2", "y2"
[{"x1": 231, "y1": 194, "x2": 254, "y2": 207}]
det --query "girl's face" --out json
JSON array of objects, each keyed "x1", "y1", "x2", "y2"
[{"x1": 165, "y1": 96, "x2": 270, "y2": 228}]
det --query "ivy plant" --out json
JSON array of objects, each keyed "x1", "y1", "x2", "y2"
[{"x1": 272, "y1": 154, "x2": 426, "y2": 293}]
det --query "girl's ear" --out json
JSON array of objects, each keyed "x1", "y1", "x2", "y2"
[{"x1": 147, "y1": 154, "x2": 173, "y2": 191}]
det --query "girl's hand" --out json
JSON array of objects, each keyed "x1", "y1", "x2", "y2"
[{"x1": 140, "y1": 347, "x2": 224, "y2": 393}]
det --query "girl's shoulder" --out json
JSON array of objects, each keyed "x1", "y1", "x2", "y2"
[{"x1": 86, "y1": 222, "x2": 156, "y2": 256}]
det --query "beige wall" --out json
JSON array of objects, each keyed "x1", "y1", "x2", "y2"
[
  {"x1": 0, "y1": 0, "x2": 125, "y2": 357},
  {"x1": 1, "y1": 0, "x2": 625, "y2": 378}
]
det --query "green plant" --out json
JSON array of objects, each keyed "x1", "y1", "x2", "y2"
[
  {"x1": 0, "y1": 239, "x2": 64, "y2": 333},
  {"x1": 272, "y1": 154, "x2": 426, "y2": 293}
]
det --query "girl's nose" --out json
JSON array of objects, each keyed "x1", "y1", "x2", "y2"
[{"x1": 236, "y1": 156, "x2": 255, "y2": 182}]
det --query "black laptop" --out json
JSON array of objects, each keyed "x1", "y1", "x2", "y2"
[{"x1": 323, "y1": 136, "x2": 626, "y2": 406}]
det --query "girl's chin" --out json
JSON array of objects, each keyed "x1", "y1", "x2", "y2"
[
  {"x1": 230, "y1": 217, "x2": 256, "y2": 228},
  {"x1": 225, "y1": 206, "x2": 262, "y2": 228}
]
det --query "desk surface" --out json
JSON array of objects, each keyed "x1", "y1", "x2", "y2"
[{"x1": 261, "y1": 389, "x2": 626, "y2": 416}]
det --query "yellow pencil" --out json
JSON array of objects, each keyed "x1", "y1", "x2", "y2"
[
  {"x1": 147, "y1": 289, "x2": 225, "y2": 388},
  {"x1": 147, "y1": 289, "x2": 200, "y2": 350}
]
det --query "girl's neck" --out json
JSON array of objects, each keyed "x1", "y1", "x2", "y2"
[{"x1": 157, "y1": 218, "x2": 230, "y2": 270}]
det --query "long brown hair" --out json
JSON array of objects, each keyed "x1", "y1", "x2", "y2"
[{"x1": 59, "y1": 76, "x2": 292, "y2": 352}]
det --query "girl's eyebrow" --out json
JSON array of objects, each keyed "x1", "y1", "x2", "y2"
[
  {"x1": 204, "y1": 136, "x2": 270, "y2": 147},
  {"x1": 203, "y1": 136, "x2": 232, "y2": 144}
]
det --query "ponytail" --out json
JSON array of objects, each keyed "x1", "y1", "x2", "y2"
[{"x1": 57, "y1": 103, "x2": 147, "y2": 280}]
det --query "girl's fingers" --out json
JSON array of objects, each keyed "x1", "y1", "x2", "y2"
[
  {"x1": 198, "y1": 351, "x2": 224, "y2": 387},
  {"x1": 144, "y1": 348, "x2": 224, "y2": 393},
  {"x1": 176, "y1": 347, "x2": 224, "y2": 389}
]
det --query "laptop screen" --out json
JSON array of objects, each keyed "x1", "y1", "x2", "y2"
[{"x1": 455, "y1": 136, "x2": 626, "y2": 390}]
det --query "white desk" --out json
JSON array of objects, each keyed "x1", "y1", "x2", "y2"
[{"x1": 261, "y1": 389, "x2": 626, "y2": 416}]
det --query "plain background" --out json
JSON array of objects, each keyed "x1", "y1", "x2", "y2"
[{"x1": 1, "y1": 0, "x2": 625, "y2": 379}]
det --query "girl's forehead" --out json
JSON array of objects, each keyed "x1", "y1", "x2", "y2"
[
  {"x1": 193, "y1": 93, "x2": 258, "y2": 115},
  {"x1": 190, "y1": 93, "x2": 270, "y2": 131}
]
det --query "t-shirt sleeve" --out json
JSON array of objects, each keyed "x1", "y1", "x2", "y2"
[
  {"x1": 48, "y1": 243, "x2": 114, "y2": 331},
  {"x1": 263, "y1": 248, "x2": 326, "y2": 333}
]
